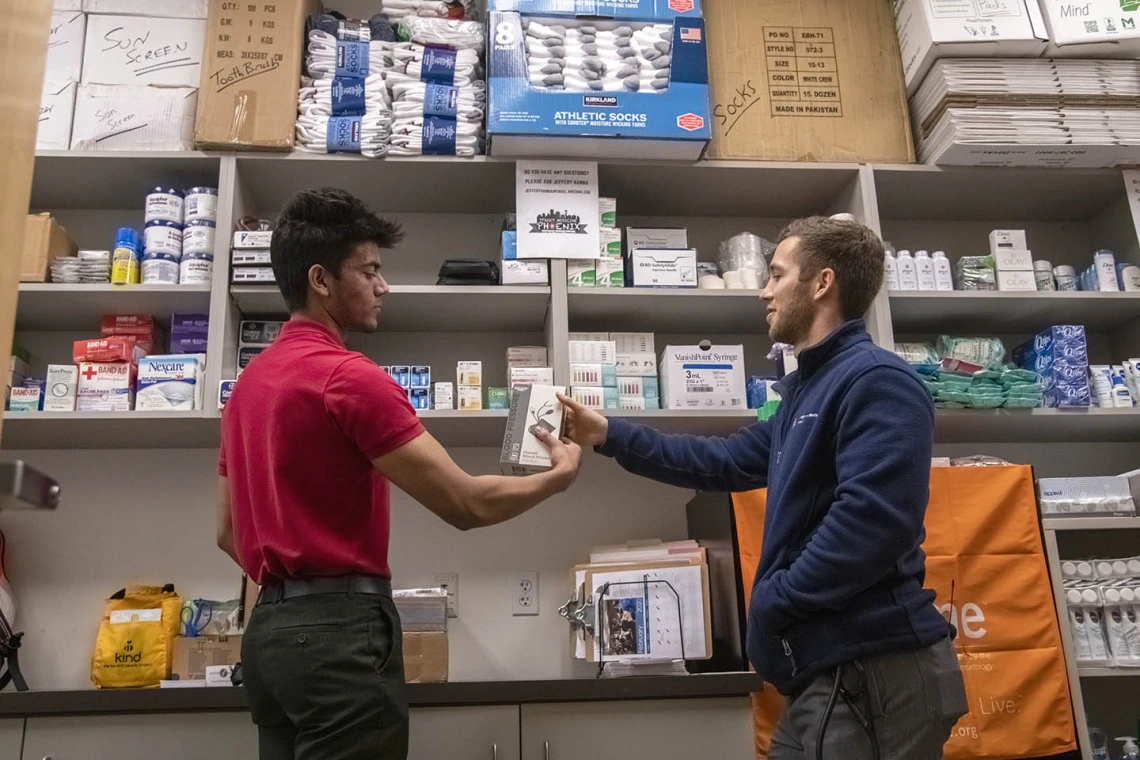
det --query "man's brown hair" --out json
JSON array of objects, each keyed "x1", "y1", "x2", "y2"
[{"x1": 778, "y1": 216, "x2": 885, "y2": 320}]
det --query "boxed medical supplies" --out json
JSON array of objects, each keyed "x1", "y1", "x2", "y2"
[
  {"x1": 508, "y1": 346, "x2": 548, "y2": 368},
  {"x1": 631, "y1": 248, "x2": 698, "y2": 288},
  {"x1": 22, "y1": 213, "x2": 77, "y2": 282},
  {"x1": 627, "y1": 227, "x2": 688, "y2": 251},
  {"x1": 458, "y1": 385, "x2": 483, "y2": 410},
  {"x1": 704, "y1": 0, "x2": 912, "y2": 162},
  {"x1": 103, "y1": 314, "x2": 167, "y2": 355},
  {"x1": 195, "y1": 0, "x2": 319, "y2": 150},
  {"x1": 1038, "y1": 0, "x2": 1140, "y2": 57},
  {"x1": 171, "y1": 635, "x2": 242, "y2": 681},
  {"x1": 433, "y1": 382, "x2": 455, "y2": 410},
  {"x1": 8, "y1": 387, "x2": 42, "y2": 413},
  {"x1": 569, "y1": 340, "x2": 616, "y2": 365},
  {"x1": 457, "y1": 361, "x2": 483, "y2": 387},
  {"x1": 1038, "y1": 476, "x2": 1136, "y2": 517},
  {"x1": 487, "y1": 0, "x2": 712, "y2": 160},
  {"x1": 77, "y1": 362, "x2": 136, "y2": 411},
  {"x1": 136, "y1": 354, "x2": 206, "y2": 411},
  {"x1": 510, "y1": 367, "x2": 555, "y2": 390},
  {"x1": 74, "y1": 337, "x2": 145, "y2": 364},
  {"x1": 501, "y1": 384, "x2": 566, "y2": 474},
  {"x1": 571, "y1": 386, "x2": 619, "y2": 410},
  {"x1": 660, "y1": 344, "x2": 747, "y2": 409},
  {"x1": 44, "y1": 364, "x2": 79, "y2": 412},
  {"x1": 502, "y1": 259, "x2": 551, "y2": 285}
]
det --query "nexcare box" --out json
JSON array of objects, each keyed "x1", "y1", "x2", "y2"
[
  {"x1": 500, "y1": 384, "x2": 566, "y2": 475},
  {"x1": 487, "y1": 0, "x2": 710, "y2": 160},
  {"x1": 136, "y1": 354, "x2": 205, "y2": 411},
  {"x1": 660, "y1": 344, "x2": 746, "y2": 409}
]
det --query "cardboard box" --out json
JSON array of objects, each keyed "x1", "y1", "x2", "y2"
[
  {"x1": 894, "y1": 0, "x2": 1047, "y2": 95},
  {"x1": 83, "y1": 0, "x2": 207, "y2": 18},
  {"x1": 612, "y1": 333, "x2": 656, "y2": 354},
  {"x1": 46, "y1": 12, "x2": 86, "y2": 80},
  {"x1": 458, "y1": 385, "x2": 482, "y2": 410},
  {"x1": 660, "y1": 344, "x2": 747, "y2": 409},
  {"x1": 487, "y1": 2, "x2": 711, "y2": 160},
  {"x1": 997, "y1": 270, "x2": 1036, "y2": 292},
  {"x1": 37, "y1": 80, "x2": 78, "y2": 151},
  {"x1": 82, "y1": 15, "x2": 205, "y2": 87},
  {"x1": 1039, "y1": 0, "x2": 1140, "y2": 56},
  {"x1": 403, "y1": 631, "x2": 448, "y2": 684},
  {"x1": 631, "y1": 249, "x2": 698, "y2": 289},
  {"x1": 1038, "y1": 476, "x2": 1136, "y2": 517},
  {"x1": 195, "y1": 0, "x2": 319, "y2": 150},
  {"x1": 568, "y1": 260, "x2": 596, "y2": 288},
  {"x1": 44, "y1": 364, "x2": 79, "y2": 412},
  {"x1": 70, "y1": 84, "x2": 197, "y2": 150},
  {"x1": 73, "y1": 336, "x2": 143, "y2": 363},
  {"x1": 22, "y1": 213, "x2": 77, "y2": 283},
  {"x1": 570, "y1": 385, "x2": 619, "y2": 410},
  {"x1": 569, "y1": 332, "x2": 609, "y2": 342},
  {"x1": 596, "y1": 258, "x2": 625, "y2": 288},
  {"x1": 501, "y1": 384, "x2": 566, "y2": 474},
  {"x1": 502, "y1": 259, "x2": 550, "y2": 285},
  {"x1": 568, "y1": 340, "x2": 616, "y2": 365},
  {"x1": 137, "y1": 354, "x2": 205, "y2": 411},
  {"x1": 994, "y1": 249, "x2": 1033, "y2": 272},
  {"x1": 457, "y1": 361, "x2": 482, "y2": 387},
  {"x1": 231, "y1": 249, "x2": 271, "y2": 266},
  {"x1": 77, "y1": 361, "x2": 136, "y2": 411},
  {"x1": 616, "y1": 352, "x2": 658, "y2": 377},
  {"x1": 989, "y1": 229, "x2": 1028, "y2": 251},
  {"x1": 171, "y1": 635, "x2": 242, "y2": 682},
  {"x1": 509, "y1": 366, "x2": 555, "y2": 390},
  {"x1": 433, "y1": 382, "x2": 454, "y2": 410},
  {"x1": 507, "y1": 346, "x2": 548, "y2": 368},
  {"x1": 627, "y1": 227, "x2": 688, "y2": 251},
  {"x1": 705, "y1": 0, "x2": 913, "y2": 162}
]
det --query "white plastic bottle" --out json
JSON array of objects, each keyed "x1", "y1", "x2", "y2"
[
  {"x1": 884, "y1": 250, "x2": 900, "y2": 291},
  {"x1": 896, "y1": 249, "x2": 918, "y2": 290},
  {"x1": 1112, "y1": 372, "x2": 1135, "y2": 408},
  {"x1": 915, "y1": 250, "x2": 936, "y2": 291},
  {"x1": 932, "y1": 251, "x2": 954, "y2": 291},
  {"x1": 1116, "y1": 737, "x2": 1140, "y2": 760}
]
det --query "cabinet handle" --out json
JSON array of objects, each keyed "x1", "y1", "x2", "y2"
[
  {"x1": 544, "y1": 740, "x2": 550, "y2": 760},
  {"x1": 492, "y1": 743, "x2": 498, "y2": 760}
]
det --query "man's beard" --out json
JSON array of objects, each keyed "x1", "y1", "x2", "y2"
[{"x1": 768, "y1": 281, "x2": 816, "y2": 346}]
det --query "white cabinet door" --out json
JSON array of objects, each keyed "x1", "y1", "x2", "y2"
[
  {"x1": 0, "y1": 719, "x2": 23, "y2": 760},
  {"x1": 409, "y1": 706, "x2": 520, "y2": 760},
  {"x1": 22, "y1": 713, "x2": 258, "y2": 760},
  {"x1": 521, "y1": 698, "x2": 755, "y2": 760}
]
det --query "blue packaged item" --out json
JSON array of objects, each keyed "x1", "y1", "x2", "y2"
[
  {"x1": 502, "y1": 230, "x2": 518, "y2": 260},
  {"x1": 326, "y1": 116, "x2": 363, "y2": 153},
  {"x1": 330, "y1": 76, "x2": 367, "y2": 116},
  {"x1": 335, "y1": 39, "x2": 369, "y2": 77},
  {"x1": 409, "y1": 388, "x2": 431, "y2": 410},
  {"x1": 1012, "y1": 326, "x2": 1087, "y2": 369},
  {"x1": 390, "y1": 365, "x2": 411, "y2": 389},
  {"x1": 422, "y1": 116, "x2": 458, "y2": 155},
  {"x1": 412, "y1": 366, "x2": 432, "y2": 388},
  {"x1": 487, "y1": 0, "x2": 711, "y2": 159},
  {"x1": 171, "y1": 313, "x2": 210, "y2": 336},
  {"x1": 170, "y1": 335, "x2": 209, "y2": 354},
  {"x1": 1044, "y1": 383, "x2": 1092, "y2": 408},
  {"x1": 421, "y1": 47, "x2": 458, "y2": 85}
]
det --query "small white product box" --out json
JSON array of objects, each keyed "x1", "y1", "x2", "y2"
[
  {"x1": 1038, "y1": 476, "x2": 1136, "y2": 516},
  {"x1": 507, "y1": 346, "x2": 548, "y2": 368},
  {"x1": 596, "y1": 258, "x2": 625, "y2": 288},
  {"x1": 569, "y1": 333, "x2": 609, "y2": 342},
  {"x1": 570, "y1": 363, "x2": 617, "y2": 388},
  {"x1": 612, "y1": 332, "x2": 656, "y2": 354},
  {"x1": 993, "y1": 248, "x2": 1034, "y2": 272},
  {"x1": 599, "y1": 197, "x2": 617, "y2": 228},
  {"x1": 77, "y1": 362, "x2": 136, "y2": 411},
  {"x1": 570, "y1": 386, "x2": 618, "y2": 410},
  {"x1": 509, "y1": 366, "x2": 554, "y2": 390},
  {"x1": 988, "y1": 229, "x2": 1028, "y2": 252},
  {"x1": 568, "y1": 340, "x2": 616, "y2": 365},
  {"x1": 136, "y1": 354, "x2": 205, "y2": 411},
  {"x1": 626, "y1": 227, "x2": 688, "y2": 251},
  {"x1": 631, "y1": 249, "x2": 698, "y2": 289},
  {"x1": 8, "y1": 387, "x2": 41, "y2": 413},
  {"x1": 457, "y1": 385, "x2": 482, "y2": 410},
  {"x1": 997, "y1": 270, "x2": 1037, "y2": 292},
  {"x1": 1039, "y1": 0, "x2": 1140, "y2": 54},
  {"x1": 232, "y1": 230, "x2": 272, "y2": 249},
  {"x1": 568, "y1": 260, "x2": 596, "y2": 288},
  {"x1": 617, "y1": 376, "x2": 659, "y2": 398},
  {"x1": 500, "y1": 384, "x2": 566, "y2": 475},
  {"x1": 433, "y1": 382, "x2": 454, "y2": 410},
  {"x1": 502, "y1": 259, "x2": 549, "y2": 285},
  {"x1": 599, "y1": 227, "x2": 622, "y2": 257},
  {"x1": 616, "y1": 352, "x2": 658, "y2": 377},
  {"x1": 457, "y1": 361, "x2": 482, "y2": 387},
  {"x1": 660, "y1": 345, "x2": 747, "y2": 410},
  {"x1": 44, "y1": 364, "x2": 79, "y2": 412}
]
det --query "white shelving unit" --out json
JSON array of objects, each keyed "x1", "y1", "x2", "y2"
[{"x1": 16, "y1": 283, "x2": 211, "y2": 331}]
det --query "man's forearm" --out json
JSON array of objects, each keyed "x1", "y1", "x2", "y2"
[{"x1": 464, "y1": 471, "x2": 567, "y2": 528}]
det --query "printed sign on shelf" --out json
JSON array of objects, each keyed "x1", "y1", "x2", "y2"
[{"x1": 516, "y1": 160, "x2": 600, "y2": 260}]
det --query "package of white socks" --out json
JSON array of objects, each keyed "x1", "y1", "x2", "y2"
[{"x1": 524, "y1": 20, "x2": 671, "y2": 93}]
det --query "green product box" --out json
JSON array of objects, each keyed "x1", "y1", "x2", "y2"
[{"x1": 486, "y1": 387, "x2": 511, "y2": 409}]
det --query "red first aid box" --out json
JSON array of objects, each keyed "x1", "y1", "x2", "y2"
[{"x1": 73, "y1": 337, "x2": 145, "y2": 364}]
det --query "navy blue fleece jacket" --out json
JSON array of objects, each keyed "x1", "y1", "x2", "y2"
[{"x1": 598, "y1": 321, "x2": 952, "y2": 695}]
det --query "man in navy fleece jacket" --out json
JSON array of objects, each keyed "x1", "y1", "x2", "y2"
[{"x1": 560, "y1": 217, "x2": 967, "y2": 759}]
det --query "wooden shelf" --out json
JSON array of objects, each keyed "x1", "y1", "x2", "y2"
[
  {"x1": 16, "y1": 284, "x2": 212, "y2": 332},
  {"x1": 890, "y1": 291, "x2": 1140, "y2": 334},
  {"x1": 230, "y1": 285, "x2": 551, "y2": 333}
]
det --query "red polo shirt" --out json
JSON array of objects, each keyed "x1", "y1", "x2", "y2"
[{"x1": 219, "y1": 319, "x2": 424, "y2": 584}]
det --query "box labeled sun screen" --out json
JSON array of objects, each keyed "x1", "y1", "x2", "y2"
[{"x1": 500, "y1": 384, "x2": 565, "y2": 475}]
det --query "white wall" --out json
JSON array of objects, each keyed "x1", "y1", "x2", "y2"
[{"x1": 0, "y1": 446, "x2": 690, "y2": 690}]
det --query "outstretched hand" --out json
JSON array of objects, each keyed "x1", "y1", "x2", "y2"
[
  {"x1": 531, "y1": 426, "x2": 582, "y2": 491},
  {"x1": 557, "y1": 393, "x2": 609, "y2": 449}
]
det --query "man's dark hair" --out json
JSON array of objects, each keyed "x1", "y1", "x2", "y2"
[
  {"x1": 271, "y1": 187, "x2": 403, "y2": 313},
  {"x1": 778, "y1": 216, "x2": 885, "y2": 320}
]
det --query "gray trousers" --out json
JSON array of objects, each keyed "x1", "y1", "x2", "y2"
[{"x1": 769, "y1": 637, "x2": 968, "y2": 760}]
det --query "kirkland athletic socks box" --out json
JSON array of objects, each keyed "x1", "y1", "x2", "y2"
[{"x1": 500, "y1": 384, "x2": 566, "y2": 475}]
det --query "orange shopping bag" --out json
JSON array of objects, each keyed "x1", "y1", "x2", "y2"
[{"x1": 732, "y1": 465, "x2": 1076, "y2": 760}]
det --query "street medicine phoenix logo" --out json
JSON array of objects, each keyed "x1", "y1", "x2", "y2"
[{"x1": 529, "y1": 210, "x2": 588, "y2": 234}]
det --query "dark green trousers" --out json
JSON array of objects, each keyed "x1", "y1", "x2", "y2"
[{"x1": 242, "y1": 591, "x2": 408, "y2": 760}]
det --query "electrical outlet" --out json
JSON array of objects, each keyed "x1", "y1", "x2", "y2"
[
  {"x1": 432, "y1": 572, "x2": 458, "y2": 618},
  {"x1": 512, "y1": 572, "x2": 539, "y2": 616}
]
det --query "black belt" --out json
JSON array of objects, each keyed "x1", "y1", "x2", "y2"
[{"x1": 258, "y1": 574, "x2": 392, "y2": 604}]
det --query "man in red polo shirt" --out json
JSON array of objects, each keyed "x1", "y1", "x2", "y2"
[{"x1": 216, "y1": 188, "x2": 581, "y2": 760}]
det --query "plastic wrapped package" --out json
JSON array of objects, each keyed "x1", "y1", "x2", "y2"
[
  {"x1": 937, "y1": 335, "x2": 1006, "y2": 369},
  {"x1": 956, "y1": 255, "x2": 996, "y2": 291},
  {"x1": 718, "y1": 233, "x2": 774, "y2": 274},
  {"x1": 894, "y1": 342, "x2": 939, "y2": 366}
]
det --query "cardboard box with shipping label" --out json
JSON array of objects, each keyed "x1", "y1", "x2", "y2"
[
  {"x1": 501, "y1": 385, "x2": 565, "y2": 475},
  {"x1": 195, "y1": 0, "x2": 319, "y2": 150},
  {"x1": 22, "y1": 213, "x2": 77, "y2": 283},
  {"x1": 403, "y1": 631, "x2": 448, "y2": 683},
  {"x1": 705, "y1": 0, "x2": 913, "y2": 162},
  {"x1": 171, "y1": 635, "x2": 242, "y2": 681}
]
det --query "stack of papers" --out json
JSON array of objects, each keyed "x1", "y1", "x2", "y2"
[
  {"x1": 50, "y1": 250, "x2": 111, "y2": 283},
  {"x1": 912, "y1": 59, "x2": 1140, "y2": 167},
  {"x1": 564, "y1": 539, "x2": 712, "y2": 666}
]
